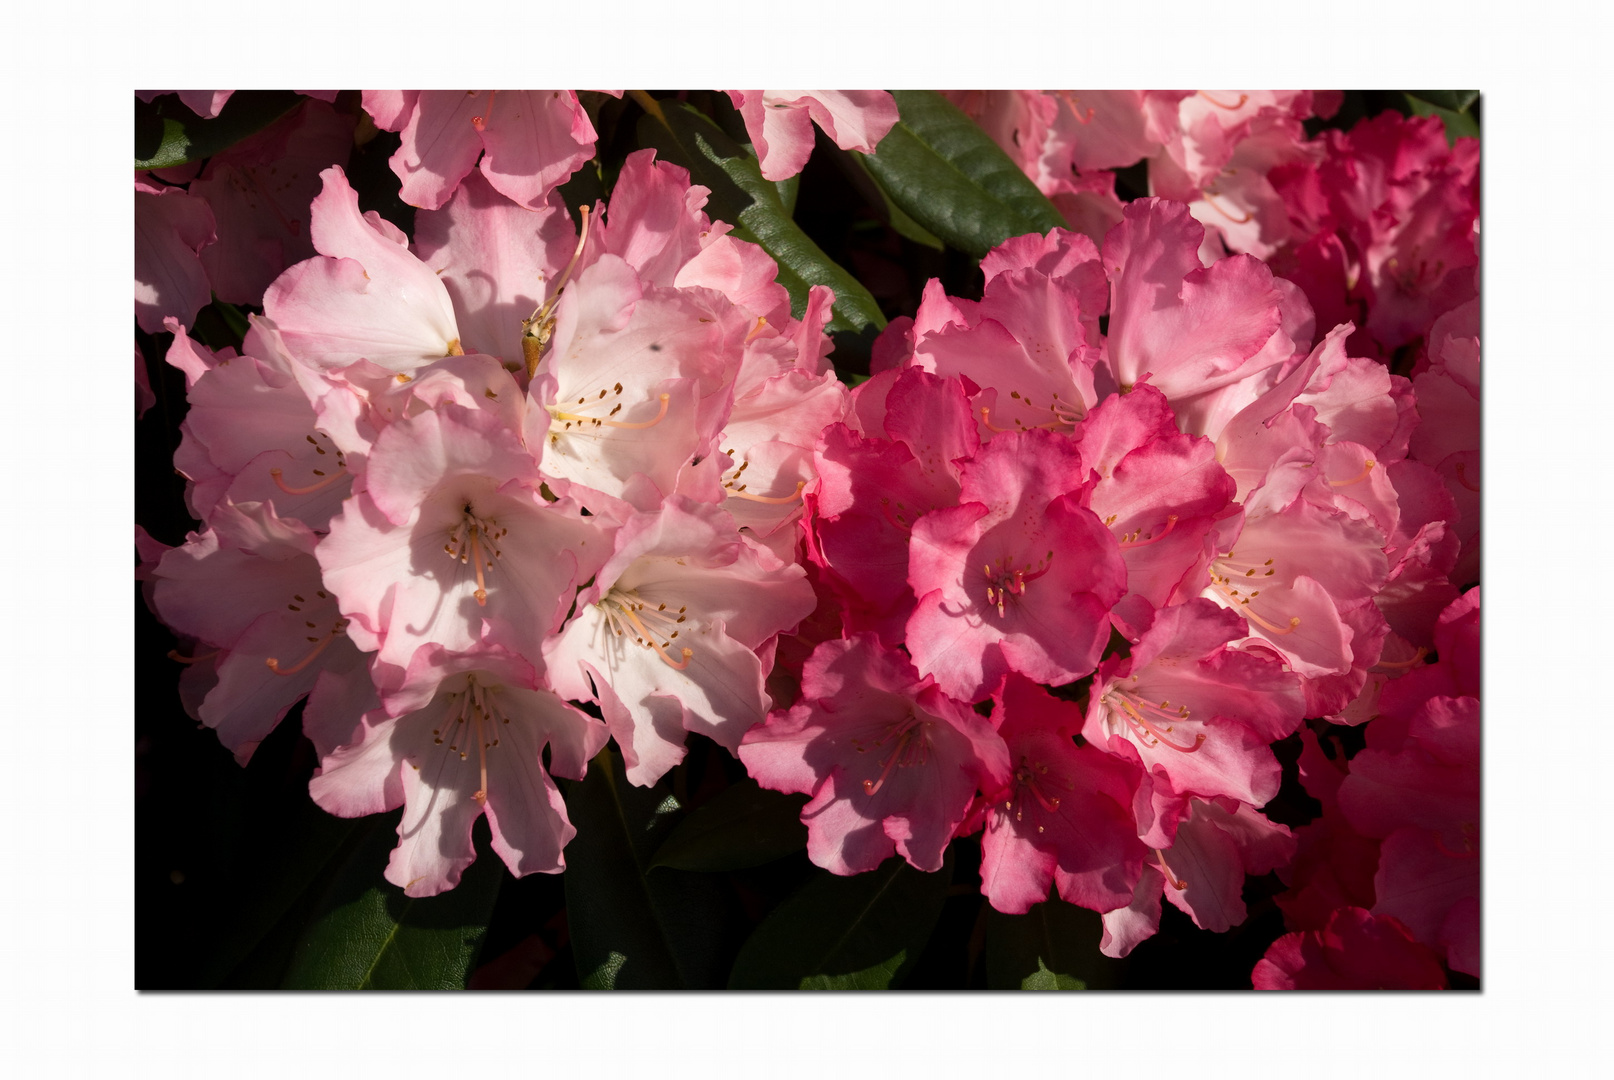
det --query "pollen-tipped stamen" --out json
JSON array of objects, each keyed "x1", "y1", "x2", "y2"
[
  {"x1": 1155, "y1": 849, "x2": 1188, "y2": 890},
  {"x1": 524, "y1": 204, "x2": 593, "y2": 377},
  {"x1": 1118, "y1": 514, "x2": 1179, "y2": 550},
  {"x1": 265, "y1": 621, "x2": 348, "y2": 676},
  {"x1": 469, "y1": 525, "x2": 489, "y2": 606},
  {"x1": 1202, "y1": 190, "x2": 1253, "y2": 224},
  {"x1": 168, "y1": 648, "x2": 220, "y2": 665},
  {"x1": 1114, "y1": 694, "x2": 1206, "y2": 753}
]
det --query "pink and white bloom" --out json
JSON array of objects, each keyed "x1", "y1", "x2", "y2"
[
  {"x1": 546, "y1": 497, "x2": 815, "y2": 786},
  {"x1": 310, "y1": 646, "x2": 609, "y2": 897},
  {"x1": 726, "y1": 91, "x2": 899, "y2": 181}
]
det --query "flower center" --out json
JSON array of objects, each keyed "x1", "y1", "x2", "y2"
[
  {"x1": 597, "y1": 588, "x2": 693, "y2": 670},
  {"x1": 430, "y1": 675, "x2": 508, "y2": 805},
  {"x1": 1207, "y1": 548, "x2": 1299, "y2": 635},
  {"x1": 1001, "y1": 753, "x2": 1067, "y2": 834},
  {"x1": 444, "y1": 507, "x2": 507, "y2": 607},
  {"x1": 1103, "y1": 685, "x2": 1205, "y2": 753},
  {"x1": 982, "y1": 550, "x2": 1054, "y2": 617},
  {"x1": 850, "y1": 710, "x2": 934, "y2": 796}
]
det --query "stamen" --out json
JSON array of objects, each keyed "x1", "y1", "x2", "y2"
[
  {"x1": 469, "y1": 525, "x2": 489, "y2": 606},
  {"x1": 1202, "y1": 190, "x2": 1253, "y2": 224},
  {"x1": 744, "y1": 316, "x2": 769, "y2": 343},
  {"x1": 1374, "y1": 647, "x2": 1429, "y2": 670},
  {"x1": 727, "y1": 480, "x2": 806, "y2": 505},
  {"x1": 265, "y1": 621, "x2": 347, "y2": 676},
  {"x1": 1454, "y1": 461, "x2": 1480, "y2": 493},
  {"x1": 471, "y1": 90, "x2": 497, "y2": 132},
  {"x1": 1118, "y1": 515, "x2": 1178, "y2": 550},
  {"x1": 1155, "y1": 849, "x2": 1188, "y2": 890},
  {"x1": 1238, "y1": 604, "x2": 1301, "y2": 636},
  {"x1": 167, "y1": 648, "x2": 220, "y2": 665},
  {"x1": 524, "y1": 204, "x2": 593, "y2": 377},
  {"x1": 978, "y1": 406, "x2": 1014, "y2": 433},
  {"x1": 1197, "y1": 90, "x2": 1248, "y2": 110},
  {"x1": 270, "y1": 465, "x2": 348, "y2": 496},
  {"x1": 471, "y1": 686, "x2": 489, "y2": 805},
  {"x1": 1329, "y1": 459, "x2": 1376, "y2": 487},
  {"x1": 1114, "y1": 695, "x2": 1205, "y2": 753},
  {"x1": 1057, "y1": 91, "x2": 1096, "y2": 124}
]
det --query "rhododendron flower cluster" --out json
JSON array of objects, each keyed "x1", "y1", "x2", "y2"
[{"x1": 137, "y1": 88, "x2": 1478, "y2": 991}]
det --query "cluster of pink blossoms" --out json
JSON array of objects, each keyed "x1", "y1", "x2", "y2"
[{"x1": 139, "y1": 89, "x2": 1477, "y2": 987}]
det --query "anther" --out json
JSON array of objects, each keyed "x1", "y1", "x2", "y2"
[{"x1": 265, "y1": 621, "x2": 348, "y2": 676}]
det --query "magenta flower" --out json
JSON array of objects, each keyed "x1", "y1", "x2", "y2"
[
  {"x1": 738, "y1": 634, "x2": 1010, "y2": 875},
  {"x1": 906, "y1": 428, "x2": 1125, "y2": 702}
]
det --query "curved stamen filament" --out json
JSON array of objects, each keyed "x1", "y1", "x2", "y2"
[
  {"x1": 168, "y1": 648, "x2": 220, "y2": 665},
  {"x1": 618, "y1": 604, "x2": 692, "y2": 670},
  {"x1": 744, "y1": 316, "x2": 769, "y2": 343},
  {"x1": 553, "y1": 392, "x2": 670, "y2": 430},
  {"x1": 979, "y1": 405, "x2": 1014, "y2": 433},
  {"x1": 1198, "y1": 90, "x2": 1248, "y2": 110},
  {"x1": 1454, "y1": 461, "x2": 1480, "y2": 492},
  {"x1": 1237, "y1": 602, "x2": 1300, "y2": 636},
  {"x1": 270, "y1": 465, "x2": 348, "y2": 496},
  {"x1": 266, "y1": 621, "x2": 347, "y2": 676},
  {"x1": 469, "y1": 525, "x2": 489, "y2": 606},
  {"x1": 1329, "y1": 459, "x2": 1376, "y2": 487},
  {"x1": 862, "y1": 714, "x2": 929, "y2": 796},
  {"x1": 727, "y1": 480, "x2": 806, "y2": 504},
  {"x1": 1202, "y1": 190, "x2": 1253, "y2": 224},
  {"x1": 524, "y1": 204, "x2": 593, "y2": 377},
  {"x1": 1118, "y1": 515, "x2": 1178, "y2": 549},
  {"x1": 1155, "y1": 849, "x2": 1188, "y2": 890},
  {"x1": 1058, "y1": 91, "x2": 1096, "y2": 124},
  {"x1": 1374, "y1": 647, "x2": 1428, "y2": 671},
  {"x1": 1113, "y1": 694, "x2": 1205, "y2": 754}
]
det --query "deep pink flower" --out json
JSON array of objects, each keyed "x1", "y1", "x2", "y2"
[
  {"x1": 1085, "y1": 599, "x2": 1305, "y2": 806},
  {"x1": 978, "y1": 675, "x2": 1146, "y2": 914},
  {"x1": 906, "y1": 429, "x2": 1125, "y2": 702},
  {"x1": 1253, "y1": 907, "x2": 1447, "y2": 989},
  {"x1": 738, "y1": 634, "x2": 1010, "y2": 875}
]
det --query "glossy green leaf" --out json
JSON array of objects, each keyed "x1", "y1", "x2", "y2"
[
  {"x1": 135, "y1": 91, "x2": 305, "y2": 171},
  {"x1": 728, "y1": 849, "x2": 953, "y2": 989},
  {"x1": 562, "y1": 748, "x2": 733, "y2": 989},
  {"x1": 1403, "y1": 94, "x2": 1481, "y2": 145},
  {"x1": 859, "y1": 90, "x2": 1066, "y2": 260},
  {"x1": 635, "y1": 100, "x2": 885, "y2": 335},
  {"x1": 850, "y1": 151, "x2": 943, "y2": 251},
  {"x1": 986, "y1": 896, "x2": 1125, "y2": 990},
  {"x1": 650, "y1": 777, "x2": 809, "y2": 872},
  {"x1": 280, "y1": 814, "x2": 503, "y2": 990},
  {"x1": 1404, "y1": 90, "x2": 1480, "y2": 114}
]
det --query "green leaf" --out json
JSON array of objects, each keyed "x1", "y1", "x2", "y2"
[
  {"x1": 561, "y1": 748, "x2": 734, "y2": 989},
  {"x1": 728, "y1": 849, "x2": 953, "y2": 989},
  {"x1": 1403, "y1": 90, "x2": 1480, "y2": 114},
  {"x1": 634, "y1": 100, "x2": 885, "y2": 336},
  {"x1": 985, "y1": 896, "x2": 1124, "y2": 990},
  {"x1": 280, "y1": 815, "x2": 504, "y2": 990},
  {"x1": 859, "y1": 90, "x2": 1066, "y2": 260},
  {"x1": 1403, "y1": 94, "x2": 1480, "y2": 145},
  {"x1": 850, "y1": 151, "x2": 943, "y2": 251},
  {"x1": 650, "y1": 777, "x2": 808, "y2": 872},
  {"x1": 135, "y1": 91, "x2": 305, "y2": 171}
]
